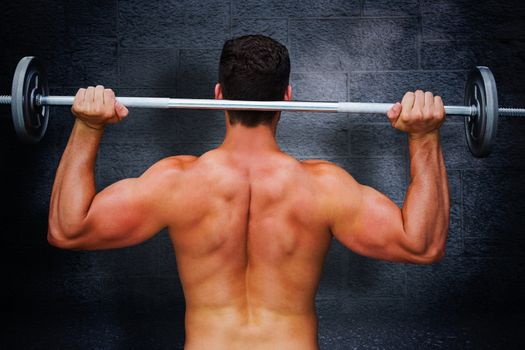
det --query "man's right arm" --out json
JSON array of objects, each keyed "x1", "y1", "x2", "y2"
[{"x1": 320, "y1": 90, "x2": 449, "y2": 264}]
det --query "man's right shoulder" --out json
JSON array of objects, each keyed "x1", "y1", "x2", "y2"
[{"x1": 142, "y1": 155, "x2": 199, "y2": 178}]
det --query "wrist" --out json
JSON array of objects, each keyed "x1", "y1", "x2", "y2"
[
  {"x1": 408, "y1": 130, "x2": 439, "y2": 142},
  {"x1": 75, "y1": 119, "x2": 105, "y2": 133}
]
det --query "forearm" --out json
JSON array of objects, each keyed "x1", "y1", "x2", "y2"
[
  {"x1": 401, "y1": 131, "x2": 450, "y2": 257},
  {"x1": 49, "y1": 120, "x2": 104, "y2": 239}
]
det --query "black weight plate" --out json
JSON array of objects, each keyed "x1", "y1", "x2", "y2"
[
  {"x1": 464, "y1": 66, "x2": 498, "y2": 157},
  {"x1": 11, "y1": 56, "x2": 49, "y2": 143}
]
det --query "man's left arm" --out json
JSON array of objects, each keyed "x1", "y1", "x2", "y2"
[{"x1": 47, "y1": 85, "x2": 166, "y2": 250}]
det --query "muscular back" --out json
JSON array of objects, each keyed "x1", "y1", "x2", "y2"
[{"x1": 164, "y1": 149, "x2": 332, "y2": 348}]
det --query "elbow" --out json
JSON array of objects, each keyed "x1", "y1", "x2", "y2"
[
  {"x1": 47, "y1": 231, "x2": 68, "y2": 249},
  {"x1": 417, "y1": 247, "x2": 445, "y2": 264},
  {"x1": 405, "y1": 227, "x2": 448, "y2": 265},
  {"x1": 411, "y1": 244, "x2": 445, "y2": 265},
  {"x1": 47, "y1": 231, "x2": 74, "y2": 249},
  {"x1": 404, "y1": 236, "x2": 446, "y2": 265},
  {"x1": 47, "y1": 218, "x2": 84, "y2": 250}
]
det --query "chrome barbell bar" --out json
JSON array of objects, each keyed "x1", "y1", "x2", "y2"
[
  {"x1": 35, "y1": 95, "x2": 478, "y2": 116},
  {"x1": 2, "y1": 94, "x2": 523, "y2": 116}
]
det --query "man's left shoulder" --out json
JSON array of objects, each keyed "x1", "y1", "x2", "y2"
[
  {"x1": 164, "y1": 155, "x2": 199, "y2": 168},
  {"x1": 301, "y1": 159, "x2": 341, "y2": 176}
]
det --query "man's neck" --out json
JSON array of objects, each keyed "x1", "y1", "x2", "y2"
[{"x1": 220, "y1": 122, "x2": 281, "y2": 154}]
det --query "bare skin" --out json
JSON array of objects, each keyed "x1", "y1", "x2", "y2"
[{"x1": 48, "y1": 84, "x2": 449, "y2": 349}]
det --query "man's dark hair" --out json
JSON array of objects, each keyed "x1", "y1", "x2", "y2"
[{"x1": 218, "y1": 35, "x2": 291, "y2": 127}]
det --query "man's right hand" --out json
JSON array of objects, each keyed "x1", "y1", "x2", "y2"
[
  {"x1": 72, "y1": 85, "x2": 129, "y2": 130},
  {"x1": 387, "y1": 90, "x2": 445, "y2": 139}
]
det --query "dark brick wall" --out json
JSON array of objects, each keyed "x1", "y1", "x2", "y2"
[{"x1": 1, "y1": 0, "x2": 524, "y2": 348}]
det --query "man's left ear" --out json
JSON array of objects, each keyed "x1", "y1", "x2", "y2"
[{"x1": 215, "y1": 83, "x2": 223, "y2": 99}]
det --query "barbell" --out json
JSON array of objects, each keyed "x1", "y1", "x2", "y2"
[{"x1": 1, "y1": 56, "x2": 524, "y2": 157}]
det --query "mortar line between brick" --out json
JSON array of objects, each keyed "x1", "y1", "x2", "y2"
[
  {"x1": 417, "y1": 14, "x2": 422, "y2": 70},
  {"x1": 418, "y1": 0, "x2": 423, "y2": 32},
  {"x1": 116, "y1": 0, "x2": 120, "y2": 86},
  {"x1": 230, "y1": 0, "x2": 233, "y2": 38},
  {"x1": 292, "y1": 69, "x2": 469, "y2": 74},
  {"x1": 460, "y1": 170, "x2": 465, "y2": 255},
  {"x1": 231, "y1": 16, "x2": 289, "y2": 20},
  {"x1": 120, "y1": 46, "x2": 224, "y2": 51},
  {"x1": 176, "y1": 49, "x2": 181, "y2": 97},
  {"x1": 110, "y1": 0, "x2": 120, "y2": 180},
  {"x1": 287, "y1": 15, "x2": 419, "y2": 20},
  {"x1": 287, "y1": 17, "x2": 291, "y2": 48}
]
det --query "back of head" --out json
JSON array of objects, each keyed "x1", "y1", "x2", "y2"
[{"x1": 218, "y1": 35, "x2": 291, "y2": 127}]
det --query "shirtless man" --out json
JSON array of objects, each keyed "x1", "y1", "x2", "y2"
[{"x1": 47, "y1": 35, "x2": 449, "y2": 349}]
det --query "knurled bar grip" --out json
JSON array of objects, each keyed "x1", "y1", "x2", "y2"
[{"x1": 39, "y1": 96, "x2": 478, "y2": 116}]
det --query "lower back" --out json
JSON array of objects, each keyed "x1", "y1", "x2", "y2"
[{"x1": 184, "y1": 304, "x2": 319, "y2": 350}]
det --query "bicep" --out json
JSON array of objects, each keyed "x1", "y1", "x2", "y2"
[{"x1": 327, "y1": 170, "x2": 417, "y2": 263}]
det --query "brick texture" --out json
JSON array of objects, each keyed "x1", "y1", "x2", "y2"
[{"x1": 1, "y1": 0, "x2": 524, "y2": 348}]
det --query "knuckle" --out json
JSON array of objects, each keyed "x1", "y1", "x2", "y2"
[{"x1": 411, "y1": 111, "x2": 423, "y2": 120}]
